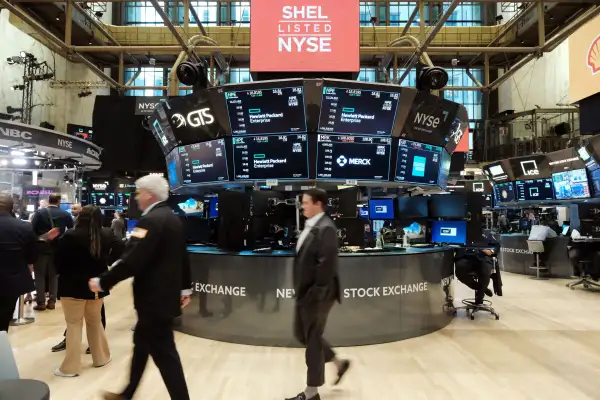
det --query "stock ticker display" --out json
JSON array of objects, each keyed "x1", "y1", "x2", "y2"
[
  {"x1": 232, "y1": 134, "x2": 309, "y2": 181},
  {"x1": 552, "y1": 168, "x2": 591, "y2": 200},
  {"x1": 90, "y1": 192, "x2": 116, "y2": 207},
  {"x1": 395, "y1": 139, "x2": 443, "y2": 186},
  {"x1": 317, "y1": 87, "x2": 400, "y2": 135},
  {"x1": 494, "y1": 181, "x2": 516, "y2": 204},
  {"x1": 224, "y1": 87, "x2": 307, "y2": 136},
  {"x1": 171, "y1": 139, "x2": 229, "y2": 187},
  {"x1": 515, "y1": 178, "x2": 555, "y2": 201},
  {"x1": 316, "y1": 134, "x2": 391, "y2": 181}
]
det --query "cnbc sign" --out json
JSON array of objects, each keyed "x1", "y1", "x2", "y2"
[{"x1": 250, "y1": 0, "x2": 359, "y2": 72}]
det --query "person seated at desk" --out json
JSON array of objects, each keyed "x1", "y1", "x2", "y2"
[
  {"x1": 528, "y1": 221, "x2": 557, "y2": 267},
  {"x1": 567, "y1": 228, "x2": 595, "y2": 277},
  {"x1": 454, "y1": 240, "x2": 499, "y2": 305}
]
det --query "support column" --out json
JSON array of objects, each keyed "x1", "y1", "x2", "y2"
[
  {"x1": 118, "y1": 52, "x2": 124, "y2": 85},
  {"x1": 419, "y1": 0, "x2": 425, "y2": 42},
  {"x1": 537, "y1": 1, "x2": 545, "y2": 47},
  {"x1": 65, "y1": 0, "x2": 72, "y2": 46}
]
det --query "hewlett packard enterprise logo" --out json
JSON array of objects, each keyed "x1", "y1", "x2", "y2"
[{"x1": 336, "y1": 155, "x2": 371, "y2": 167}]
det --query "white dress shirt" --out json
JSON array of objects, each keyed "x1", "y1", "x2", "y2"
[
  {"x1": 296, "y1": 212, "x2": 325, "y2": 252},
  {"x1": 528, "y1": 225, "x2": 557, "y2": 241}
]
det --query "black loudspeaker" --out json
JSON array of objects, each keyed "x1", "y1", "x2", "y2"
[
  {"x1": 465, "y1": 192, "x2": 484, "y2": 245},
  {"x1": 218, "y1": 191, "x2": 249, "y2": 251},
  {"x1": 553, "y1": 122, "x2": 571, "y2": 136}
]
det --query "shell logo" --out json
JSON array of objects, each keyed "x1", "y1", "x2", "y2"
[{"x1": 588, "y1": 33, "x2": 600, "y2": 75}]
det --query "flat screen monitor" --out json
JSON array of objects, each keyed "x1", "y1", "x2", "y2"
[
  {"x1": 151, "y1": 103, "x2": 179, "y2": 155},
  {"x1": 358, "y1": 205, "x2": 369, "y2": 218},
  {"x1": 368, "y1": 198, "x2": 395, "y2": 220},
  {"x1": 66, "y1": 123, "x2": 93, "y2": 141},
  {"x1": 90, "y1": 192, "x2": 116, "y2": 207},
  {"x1": 127, "y1": 219, "x2": 138, "y2": 233},
  {"x1": 515, "y1": 178, "x2": 554, "y2": 202},
  {"x1": 494, "y1": 182, "x2": 516, "y2": 204},
  {"x1": 317, "y1": 87, "x2": 400, "y2": 136},
  {"x1": 115, "y1": 192, "x2": 131, "y2": 208},
  {"x1": 316, "y1": 134, "x2": 391, "y2": 181},
  {"x1": 175, "y1": 198, "x2": 205, "y2": 216},
  {"x1": 431, "y1": 220, "x2": 467, "y2": 245},
  {"x1": 225, "y1": 86, "x2": 307, "y2": 136},
  {"x1": 397, "y1": 197, "x2": 428, "y2": 219},
  {"x1": 429, "y1": 194, "x2": 467, "y2": 219},
  {"x1": 562, "y1": 225, "x2": 570, "y2": 236},
  {"x1": 552, "y1": 168, "x2": 591, "y2": 200},
  {"x1": 590, "y1": 168, "x2": 600, "y2": 198},
  {"x1": 166, "y1": 148, "x2": 182, "y2": 191},
  {"x1": 176, "y1": 138, "x2": 229, "y2": 186},
  {"x1": 59, "y1": 203, "x2": 72, "y2": 214},
  {"x1": 232, "y1": 134, "x2": 309, "y2": 181},
  {"x1": 209, "y1": 197, "x2": 218, "y2": 218},
  {"x1": 394, "y1": 139, "x2": 443, "y2": 186}
]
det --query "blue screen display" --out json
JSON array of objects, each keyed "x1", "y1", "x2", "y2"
[
  {"x1": 369, "y1": 198, "x2": 395, "y2": 220},
  {"x1": 552, "y1": 168, "x2": 591, "y2": 200},
  {"x1": 127, "y1": 219, "x2": 138, "y2": 233},
  {"x1": 358, "y1": 206, "x2": 369, "y2": 218},
  {"x1": 209, "y1": 198, "x2": 218, "y2": 218},
  {"x1": 431, "y1": 220, "x2": 467, "y2": 245},
  {"x1": 591, "y1": 168, "x2": 600, "y2": 198}
]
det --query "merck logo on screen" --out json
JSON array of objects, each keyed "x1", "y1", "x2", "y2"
[{"x1": 250, "y1": 0, "x2": 359, "y2": 72}]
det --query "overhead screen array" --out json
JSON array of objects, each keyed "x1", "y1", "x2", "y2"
[{"x1": 155, "y1": 79, "x2": 472, "y2": 190}]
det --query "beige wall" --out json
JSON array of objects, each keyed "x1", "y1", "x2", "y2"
[
  {"x1": 0, "y1": 10, "x2": 109, "y2": 132},
  {"x1": 569, "y1": 13, "x2": 600, "y2": 103}
]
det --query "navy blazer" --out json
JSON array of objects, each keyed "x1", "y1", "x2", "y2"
[{"x1": 0, "y1": 212, "x2": 37, "y2": 297}]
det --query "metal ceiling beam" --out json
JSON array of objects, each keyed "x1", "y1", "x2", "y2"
[
  {"x1": 487, "y1": 5, "x2": 600, "y2": 91},
  {"x1": 71, "y1": 45, "x2": 539, "y2": 55},
  {"x1": 147, "y1": 0, "x2": 199, "y2": 63},
  {"x1": 396, "y1": 0, "x2": 460, "y2": 85},
  {"x1": 0, "y1": 0, "x2": 121, "y2": 89}
]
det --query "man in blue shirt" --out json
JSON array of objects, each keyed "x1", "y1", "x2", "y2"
[{"x1": 31, "y1": 193, "x2": 73, "y2": 311}]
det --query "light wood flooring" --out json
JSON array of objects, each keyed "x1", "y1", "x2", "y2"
[{"x1": 7, "y1": 273, "x2": 600, "y2": 400}]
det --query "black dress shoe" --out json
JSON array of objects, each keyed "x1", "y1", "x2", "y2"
[
  {"x1": 86, "y1": 347, "x2": 91, "y2": 354},
  {"x1": 484, "y1": 288, "x2": 493, "y2": 297},
  {"x1": 334, "y1": 359, "x2": 351, "y2": 385},
  {"x1": 285, "y1": 393, "x2": 320, "y2": 400},
  {"x1": 52, "y1": 339, "x2": 66, "y2": 352}
]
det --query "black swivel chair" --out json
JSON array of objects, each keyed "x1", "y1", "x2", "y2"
[
  {"x1": 455, "y1": 257, "x2": 500, "y2": 320},
  {"x1": 567, "y1": 260, "x2": 600, "y2": 290}
]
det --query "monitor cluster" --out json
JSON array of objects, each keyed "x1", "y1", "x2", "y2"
[{"x1": 155, "y1": 80, "x2": 467, "y2": 192}]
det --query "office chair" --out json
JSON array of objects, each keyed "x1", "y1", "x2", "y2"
[
  {"x1": 527, "y1": 240, "x2": 549, "y2": 280},
  {"x1": 455, "y1": 257, "x2": 500, "y2": 320},
  {"x1": 567, "y1": 260, "x2": 600, "y2": 290}
]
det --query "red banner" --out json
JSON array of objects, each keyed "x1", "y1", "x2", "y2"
[{"x1": 250, "y1": 0, "x2": 360, "y2": 72}]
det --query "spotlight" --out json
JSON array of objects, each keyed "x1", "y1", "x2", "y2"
[
  {"x1": 6, "y1": 56, "x2": 24, "y2": 65},
  {"x1": 78, "y1": 90, "x2": 92, "y2": 98},
  {"x1": 10, "y1": 150, "x2": 24, "y2": 156},
  {"x1": 40, "y1": 121, "x2": 55, "y2": 130},
  {"x1": 370, "y1": 16, "x2": 378, "y2": 24},
  {"x1": 495, "y1": 15, "x2": 504, "y2": 25},
  {"x1": 34, "y1": 160, "x2": 41, "y2": 166},
  {"x1": 19, "y1": 51, "x2": 34, "y2": 60},
  {"x1": 6, "y1": 106, "x2": 23, "y2": 114},
  {"x1": 12, "y1": 158, "x2": 27, "y2": 166},
  {"x1": 176, "y1": 61, "x2": 208, "y2": 87},
  {"x1": 11, "y1": 85, "x2": 25, "y2": 91},
  {"x1": 94, "y1": 11, "x2": 103, "y2": 18},
  {"x1": 416, "y1": 66, "x2": 449, "y2": 91},
  {"x1": 0, "y1": 160, "x2": 8, "y2": 166}
]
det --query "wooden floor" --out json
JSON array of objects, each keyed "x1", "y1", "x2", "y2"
[{"x1": 8, "y1": 273, "x2": 600, "y2": 400}]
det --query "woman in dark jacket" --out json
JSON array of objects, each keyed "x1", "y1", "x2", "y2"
[{"x1": 54, "y1": 205, "x2": 124, "y2": 377}]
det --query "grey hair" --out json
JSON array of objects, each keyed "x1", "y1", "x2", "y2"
[{"x1": 136, "y1": 175, "x2": 169, "y2": 202}]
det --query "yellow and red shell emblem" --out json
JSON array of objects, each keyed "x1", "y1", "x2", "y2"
[{"x1": 588, "y1": 34, "x2": 600, "y2": 75}]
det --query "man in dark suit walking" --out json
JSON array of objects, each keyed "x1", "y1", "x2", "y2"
[
  {"x1": 286, "y1": 188, "x2": 350, "y2": 400},
  {"x1": 31, "y1": 193, "x2": 73, "y2": 310},
  {"x1": 89, "y1": 175, "x2": 192, "y2": 400},
  {"x1": 0, "y1": 195, "x2": 37, "y2": 331}
]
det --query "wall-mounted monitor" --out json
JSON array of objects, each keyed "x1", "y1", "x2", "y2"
[
  {"x1": 394, "y1": 139, "x2": 443, "y2": 186},
  {"x1": 358, "y1": 205, "x2": 369, "y2": 218},
  {"x1": 397, "y1": 196, "x2": 429, "y2": 219},
  {"x1": 590, "y1": 168, "x2": 600, "y2": 198},
  {"x1": 232, "y1": 134, "x2": 309, "y2": 181},
  {"x1": 515, "y1": 178, "x2": 554, "y2": 202},
  {"x1": 483, "y1": 160, "x2": 513, "y2": 183},
  {"x1": 429, "y1": 194, "x2": 467, "y2": 219},
  {"x1": 66, "y1": 123, "x2": 93, "y2": 141},
  {"x1": 90, "y1": 192, "x2": 116, "y2": 207},
  {"x1": 431, "y1": 220, "x2": 467, "y2": 245},
  {"x1": 368, "y1": 198, "x2": 395, "y2": 220},
  {"x1": 317, "y1": 86, "x2": 400, "y2": 136},
  {"x1": 493, "y1": 182, "x2": 516, "y2": 204},
  {"x1": 552, "y1": 168, "x2": 591, "y2": 200},
  {"x1": 170, "y1": 138, "x2": 229, "y2": 187},
  {"x1": 115, "y1": 192, "x2": 131, "y2": 208},
  {"x1": 316, "y1": 134, "x2": 391, "y2": 181},
  {"x1": 225, "y1": 86, "x2": 307, "y2": 136}
]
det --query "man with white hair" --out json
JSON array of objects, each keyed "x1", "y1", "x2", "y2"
[{"x1": 89, "y1": 175, "x2": 192, "y2": 400}]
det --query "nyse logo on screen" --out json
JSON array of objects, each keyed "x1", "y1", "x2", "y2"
[
  {"x1": 171, "y1": 108, "x2": 215, "y2": 128},
  {"x1": 250, "y1": 0, "x2": 359, "y2": 72},
  {"x1": 0, "y1": 126, "x2": 32, "y2": 140},
  {"x1": 414, "y1": 113, "x2": 440, "y2": 128}
]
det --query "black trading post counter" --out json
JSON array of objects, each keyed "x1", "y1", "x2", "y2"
[
  {"x1": 498, "y1": 234, "x2": 573, "y2": 277},
  {"x1": 176, "y1": 246, "x2": 456, "y2": 347}
]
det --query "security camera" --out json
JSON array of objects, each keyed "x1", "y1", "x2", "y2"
[
  {"x1": 451, "y1": 58, "x2": 459, "y2": 66},
  {"x1": 149, "y1": 57, "x2": 156, "y2": 66}
]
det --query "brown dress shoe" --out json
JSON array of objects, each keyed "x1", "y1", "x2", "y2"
[
  {"x1": 46, "y1": 301, "x2": 56, "y2": 310},
  {"x1": 33, "y1": 304, "x2": 46, "y2": 311}
]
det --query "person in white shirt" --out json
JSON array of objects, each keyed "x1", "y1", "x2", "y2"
[{"x1": 528, "y1": 220, "x2": 557, "y2": 266}]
